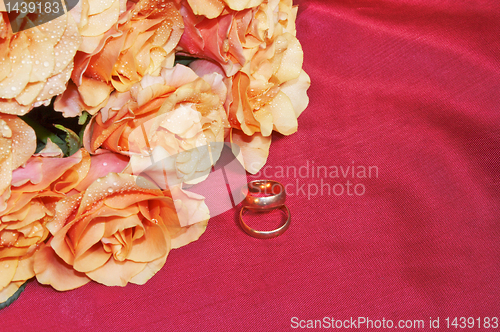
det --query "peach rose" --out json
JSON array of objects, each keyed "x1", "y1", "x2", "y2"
[
  {"x1": 55, "y1": 0, "x2": 184, "y2": 116},
  {"x1": 0, "y1": 13, "x2": 81, "y2": 115},
  {"x1": 188, "y1": 58, "x2": 308, "y2": 174},
  {"x1": 0, "y1": 149, "x2": 91, "y2": 302},
  {"x1": 177, "y1": 0, "x2": 310, "y2": 175},
  {"x1": 83, "y1": 64, "x2": 229, "y2": 185},
  {"x1": 34, "y1": 172, "x2": 209, "y2": 290},
  {"x1": 182, "y1": 0, "x2": 310, "y2": 134},
  {"x1": 179, "y1": 0, "x2": 310, "y2": 174}
]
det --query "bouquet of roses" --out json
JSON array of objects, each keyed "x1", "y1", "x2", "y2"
[{"x1": 0, "y1": 0, "x2": 309, "y2": 306}]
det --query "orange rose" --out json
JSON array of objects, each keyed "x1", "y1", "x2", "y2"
[
  {"x1": 178, "y1": 0, "x2": 310, "y2": 174},
  {"x1": 55, "y1": 0, "x2": 184, "y2": 115},
  {"x1": 34, "y1": 172, "x2": 209, "y2": 290},
  {"x1": 0, "y1": 149, "x2": 91, "y2": 302},
  {"x1": 83, "y1": 64, "x2": 228, "y2": 185},
  {"x1": 0, "y1": 13, "x2": 81, "y2": 115}
]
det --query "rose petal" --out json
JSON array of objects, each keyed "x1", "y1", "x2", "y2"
[
  {"x1": 45, "y1": 193, "x2": 83, "y2": 236},
  {"x1": 78, "y1": 173, "x2": 157, "y2": 214},
  {"x1": 0, "y1": 257, "x2": 18, "y2": 288},
  {"x1": 0, "y1": 247, "x2": 29, "y2": 260},
  {"x1": 34, "y1": 244, "x2": 91, "y2": 291},
  {"x1": 53, "y1": 81, "x2": 86, "y2": 117},
  {"x1": 10, "y1": 159, "x2": 42, "y2": 187},
  {"x1": 128, "y1": 253, "x2": 167, "y2": 285},
  {"x1": 0, "y1": 281, "x2": 24, "y2": 303},
  {"x1": 34, "y1": 138, "x2": 64, "y2": 158},
  {"x1": 186, "y1": 0, "x2": 225, "y2": 19},
  {"x1": 52, "y1": 150, "x2": 92, "y2": 193},
  {"x1": 169, "y1": 186, "x2": 210, "y2": 227},
  {"x1": 0, "y1": 35, "x2": 32, "y2": 99},
  {"x1": 25, "y1": 28, "x2": 55, "y2": 83},
  {"x1": 88, "y1": 0, "x2": 115, "y2": 15},
  {"x1": 265, "y1": 90, "x2": 297, "y2": 135},
  {"x1": 0, "y1": 119, "x2": 12, "y2": 201},
  {"x1": 34, "y1": 61, "x2": 74, "y2": 104},
  {"x1": 230, "y1": 128, "x2": 271, "y2": 174},
  {"x1": 102, "y1": 214, "x2": 143, "y2": 238},
  {"x1": 14, "y1": 82, "x2": 45, "y2": 106},
  {"x1": 79, "y1": 0, "x2": 120, "y2": 37},
  {"x1": 74, "y1": 242, "x2": 112, "y2": 273},
  {"x1": 279, "y1": 69, "x2": 311, "y2": 118},
  {"x1": 52, "y1": 14, "x2": 81, "y2": 77},
  {"x1": 73, "y1": 219, "x2": 105, "y2": 263},
  {"x1": 127, "y1": 222, "x2": 168, "y2": 263},
  {"x1": 12, "y1": 150, "x2": 84, "y2": 192},
  {"x1": 0, "y1": 37, "x2": 12, "y2": 82},
  {"x1": 0, "y1": 114, "x2": 37, "y2": 170},
  {"x1": 12, "y1": 253, "x2": 35, "y2": 281},
  {"x1": 223, "y1": 0, "x2": 263, "y2": 11},
  {"x1": 0, "y1": 99, "x2": 31, "y2": 116},
  {"x1": 169, "y1": 219, "x2": 208, "y2": 249},
  {"x1": 85, "y1": 257, "x2": 147, "y2": 286},
  {"x1": 78, "y1": 76, "x2": 113, "y2": 107},
  {"x1": 74, "y1": 152, "x2": 129, "y2": 192},
  {"x1": 274, "y1": 33, "x2": 303, "y2": 83}
]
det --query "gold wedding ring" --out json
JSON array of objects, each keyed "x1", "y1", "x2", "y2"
[
  {"x1": 239, "y1": 180, "x2": 290, "y2": 239},
  {"x1": 242, "y1": 180, "x2": 286, "y2": 210},
  {"x1": 239, "y1": 205, "x2": 291, "y2": 239}
]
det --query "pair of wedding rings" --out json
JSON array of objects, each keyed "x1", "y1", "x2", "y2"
[{"x1": 239, "y1": 180, "x2": 290, "y2": 239}]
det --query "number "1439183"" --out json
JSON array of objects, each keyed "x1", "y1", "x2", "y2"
[{"x1": 5, "y1": 1, "x2": 60, "y2": 14}]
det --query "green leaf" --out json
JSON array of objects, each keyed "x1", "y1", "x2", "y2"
[
  {"x1": 78, "y1": 111, "x2": 89, "y2": 125},
  {"x1": 0, "y1": 281, "x2": 28, "y2": 310},
  {"x1": 78, "y1": 112, "x2": 91, "y2": 143},
  {"x1": 54, "y1": 124, "x2": 81, "y2": 156},
  {"x1": 21, "y1": 116, "x2": 68, "y2": 155}
]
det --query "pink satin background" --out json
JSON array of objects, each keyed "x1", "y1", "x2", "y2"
[{"x1": 2, "y1": 1, "x2": 500, "y2": 330}]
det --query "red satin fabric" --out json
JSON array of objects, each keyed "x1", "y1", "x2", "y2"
[{"x1": 2, "y1": 1, "x2": 500, "y2": 330}]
